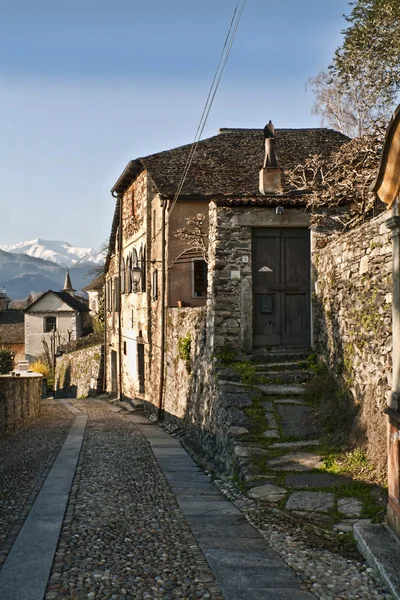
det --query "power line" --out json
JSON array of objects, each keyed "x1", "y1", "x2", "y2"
[{"x1": 168, "y1": 0, "x2": 247, "y2": 218}]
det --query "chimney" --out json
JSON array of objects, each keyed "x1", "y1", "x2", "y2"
[
  {"x1": 63, "y1": 269, "x2": 75, "y2": 296},
  {"x1": 259, "y1": 121, "x2": 282, "y2": 194},
  {"x1": 0, "y1": 288, "x2": 11, "y2": 310}
]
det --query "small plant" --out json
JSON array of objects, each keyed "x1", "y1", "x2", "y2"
[
  {"x1": 0, "y1": 349, "x2": 13, "y2": 374},
  {"x1": 91, "y1": 316, "x2": 104, "y2": 334},
  {"x1": 232, "y1": 362, "x2": 257, "y2": 384},
  {"x1": 178, "y1": 333, "x2": 191, "y2": 372},
  {"x1": 216, "y1": 345, "x2": 236, "y2": 365},
  {"x1": 323, "y1": 448, "x2": 376, "y2": 481},
  {"x1": 29, "y1": 360, "x2": 51, "y2": 378}
]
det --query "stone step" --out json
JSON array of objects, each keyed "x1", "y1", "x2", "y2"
[
  {"x1": 216, "y1": 367, "x2": 242, "y2": 382},
  {"x1": 255, "y1": 371, "x2": 314, "y2": 384},
  {"x1": 267, "y1": 451, "x2": 323, "y2": 472},
  {"x1": 254, "y1": 361, "x2": 308, "y2": 372},
  {"x1": 276, "y1": 404, "x2": 316, "y2": 438},
  {"x1": 275, "y1": 399, "x2": 306, "y2": 406},
  {"x1": 271, "y1": 440, "x2": 320, "y2": 449},
  {"x1": 257, "y1": 384, "x2": 305, "y2": 396},
  {"x1": 249, "y1": 349, "x2": 310, "y2": 364}
]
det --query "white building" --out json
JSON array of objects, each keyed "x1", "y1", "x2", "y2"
[
  {"x1": 24, "y1": 271, "x2": 90, "y2": 362},
  {"x1": 83, "y1": 273, "x2": 104, "y2": 316}
]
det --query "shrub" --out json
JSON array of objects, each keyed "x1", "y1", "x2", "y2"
[
  {"x1": 29, "y1": 360, "x2": 51, "y2": 378},
  {"x1": 0, "y1": 349, "x2": 14, "y2": 374},
  {"x1": 178, "y1": 333, "x2": 191, "y2": 372}
]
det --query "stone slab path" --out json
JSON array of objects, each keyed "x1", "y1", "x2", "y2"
[
  {"x1": 0, "y1": 401, "x2": 87, "y2": 600},
  {"x1": 132, "y1": 414, "x2": 315, "y2": 600},
  {"x1": 0, "y1": 399, "x2": 74, "y2": 570}
]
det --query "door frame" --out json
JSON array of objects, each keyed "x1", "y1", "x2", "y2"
[{"x1": 227, "y1": 209, "x2": 314, "y2": 353}]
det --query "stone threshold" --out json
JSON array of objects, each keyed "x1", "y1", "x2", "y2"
[{"x1": 354, "y1": 521, "x2": 400, "y2": 600}]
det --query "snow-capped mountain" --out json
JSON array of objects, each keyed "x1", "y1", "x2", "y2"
[
  {"x1": 0, "y1": 249, "x2": 100, "y2": 300},
  {"x1": 0, "y1": 239, "x2": 105, "y2": 267}
]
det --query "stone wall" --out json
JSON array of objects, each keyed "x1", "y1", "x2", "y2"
[
  {"x1": 0, "y1": 374, "x2": 42, "y2": 436},
  {"x1": 163, "y1": 307, "x2": 206, "y2": 420},
  {"x1": 161, "y1": 305, "x2": 244, "y2": 473},
  {"x1": 55, "y1": 344, "x2": 103, "y2": 398},
  {"x1": 314, "y1": 212, "x2": 392, "y2": 474}
]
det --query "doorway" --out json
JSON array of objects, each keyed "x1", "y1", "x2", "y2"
[
  {"x1": 138, "y1": 342, "x2": 145, "y2": 393},
  {"x1": 253, "y1": 228, "x2": 311, "y2": 347},
  {"x1": 111, "y1": 350, "x2": 118, "y2": 395}
]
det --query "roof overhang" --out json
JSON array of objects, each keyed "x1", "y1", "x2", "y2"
[
  {"x1": 371, "y1": 104, "x2": 400, "y2": 209},
  {"x1": 110, "y1": 160, "x2": 144, "y2": 197}
]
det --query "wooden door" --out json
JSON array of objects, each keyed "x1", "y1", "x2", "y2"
[
  {"x1": 111, "y1": 350, "x2": 118, "y2": 394},
  {"x1": 138, "y1": 343, "x2": 145, "y2": 393},
  {"x1": 253, "y1": 228, "x2": 310, "y2": 347}
]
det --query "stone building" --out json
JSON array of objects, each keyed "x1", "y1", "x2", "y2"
[
  {"x1": 24, "y1": 270, "x2": 90, "y2": 362},
  {"x1": 104, "y1": 125, "x2": 348, "y2": 410},
  {"x1": 0, "y1": 288, "x2": 25, "y2": 362},
  {"x1": 84, "y1": 273, "x2": 104, "y2": 315}
]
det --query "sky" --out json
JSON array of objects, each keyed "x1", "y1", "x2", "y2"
[{"x1": 0, "y1": 0, "x2": 350, "y2": 250}]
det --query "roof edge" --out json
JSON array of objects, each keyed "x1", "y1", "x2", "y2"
[
  {"x1": 110, "y1": 159, "x2": 145, "y2": 197},
  {"x1": 370, "y1": 104, "x2": 400, "y2": 208}
]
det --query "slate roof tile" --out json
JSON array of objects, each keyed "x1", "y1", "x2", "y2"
[{"x1": 0, "y1": 310, "x2": 24, "y2": 343}]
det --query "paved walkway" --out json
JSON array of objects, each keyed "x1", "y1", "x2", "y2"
[
  {"x1": 0, "y1": 399, "x2": 313, "y2": 600},
  {"x1": 132, "y1": 413, "x2": 314, "y2": 600},
  {"x1": 0, "y1": 402, "x2": 87, "y2": 600}
]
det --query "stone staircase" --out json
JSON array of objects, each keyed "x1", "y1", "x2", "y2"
[{"x1": 222, "y1": 348, "x2": 382, "y2": 532}]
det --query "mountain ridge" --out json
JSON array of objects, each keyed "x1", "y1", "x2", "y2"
[
  {"x1": 0, "y1": 244, "x2": 104, "y2": 300},
  {"x1": 0, "y1": 239, "x2": 105, "y2": 267}
]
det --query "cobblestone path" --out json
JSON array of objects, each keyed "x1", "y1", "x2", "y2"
[
  {"x1": 0, "y1": 399, "x2": 395, "y2": 599},
  {"x1": 0, "y1": 399, "x2": 73, "y2": 569},
  {"x1": 45, "y1": 400, "x2": 224, "y2": 600}
]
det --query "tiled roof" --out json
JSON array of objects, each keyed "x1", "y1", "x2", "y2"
[
  {"x1": 25, "y1": 291, "x2": 89, "y2": 313},
  {"x1": 54, "y1": 291, "x2": 90, "y2": 312},
  {"x1": 213, "y1": 194, "x2": 310, "y2": 207},
  {"x1": 84, "y1": 273, "x2": 105, "y2": 292},
  {"x1": 112, "y1": 128, "x2": 348, "y2": 198},
  {"x1": 0, "y1": 310, "x2": 24, "y2": 343}
]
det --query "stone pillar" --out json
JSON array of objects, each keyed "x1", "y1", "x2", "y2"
[{"x1": 385, "y1": 214, "x2": 400, "y2": 536}]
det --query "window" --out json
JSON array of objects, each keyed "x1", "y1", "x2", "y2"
[
  {"x1": 152, "y1": 270, "x2": 158, "y2": 301},
  {"x1": 127, "y1": 256, "x2": 132, "y2": 293},
  {"x1": 44, "y1": 316, "x2": 56, "y2": 332},
  {"x1": 106, "y1": 279, "x2": 113, "y2": 312},
  {"x1": 153, "y1": 209, "x2": 156, "y2": 238},
  {"x1": 113, "y1": 276, "x2": 120, "y2": 312},
  {"x1": 120, "y1": 257, "x2": 125, "y2": 294},
  {"x1": 131, "y1": 188, "x2": 135, "y2": 216},
  {"x1": 140, "y1": 246, "x2": 146, "y2": 293},
  {"x1": 123, "y1": 341, "x2": 127, "y2": 355},
  {"x1": 131, "y1": 248, "x2": 139, "y2": 293},
  {"x1": 193, "y1": 260, "x2": 208, "y2": 297}
]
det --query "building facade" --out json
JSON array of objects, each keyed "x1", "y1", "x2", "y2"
[
  {"x1": 0, "y1": 289, "x2": 25, "y2": 363},
  {"x1": 104, "y1": 125, "x2": 348, "y2": 411},
  {"x1": 24, "y1": 271, "x2": 90, "y2": 362}
]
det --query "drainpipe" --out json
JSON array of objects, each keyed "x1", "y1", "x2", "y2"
[
  {"x1": 103, "y1": 281, "x2": 107, "y2": 393},
  {"x1": 118, "y1": 195, "x2": 123, "y2": 401},
  {"x1": 158, "y1": 199, "x2": 167, "y2": 420},
  {"x1": 111, "y1": 191, "x2": 123, "y2": 401}
]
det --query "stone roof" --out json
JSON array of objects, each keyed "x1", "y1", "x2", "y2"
[
  {"x1": 111, "y1": 128, "x2": 349, "y2": 198},
  {"x1": 25, "y1": 291, "x2": 90, "y2": 313},
  {"x1": 84, "y1": 273, "x2": 105, "y2": 292},
  {"x1": 0, "y1": 310, "x2": 24, "y2": 344}
]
